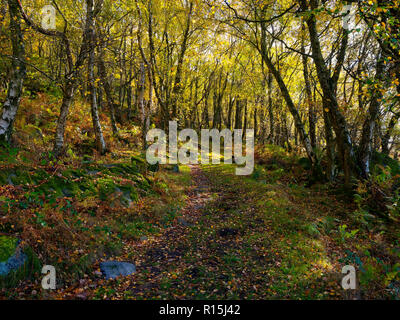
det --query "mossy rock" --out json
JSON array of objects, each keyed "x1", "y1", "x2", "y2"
[
  {"x1": 0, "y1": 246, "x2": 41, "y2": 288},
  {"x1": 61, "y1": 169, "x2": 85, "y2": 179},
  {"x1": 119, "y1": 185, "x2": 139, "y2": 202},
  {"x1": 76, "y1": 178, "x2": 97, "y2": 197},
  {"x1": 131, "y1": 173, "x2": 150, "y2": 189},
  {"x1": 131, "y1": 155, "x2": 146, "y2": 164},
  {"x1": 34, "y1": 175, "x2": 81, "y2": 198},
  {"x1": 0, "y1": 168, "x2": 33, "y2": 186},
  {"x1": 100, "y1": 163, "x2": 140, "y2": 176},
  {"x1": 8, "y1": 168, "x2": 92, "y2": 199},
  {"x1": 122, "y1": 164, "x2": 140, "y2": 175},
  {"x1": 131, "y1": 156, "x2": 147, "y2": 173},
  {"x1": 97, "y1": 177, "x2": 118, "y2": 201},
  {"x1": 82, "y1": 155, "x2": 94, "y2": 164},
  {"x1": 0, "y1": 236, "x2": 18, "y2": 262}
]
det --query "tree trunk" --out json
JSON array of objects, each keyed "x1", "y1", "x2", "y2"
[
  {"x1": 17, "y1": 0, "x2": 95, "y2": 157},
  {"x1": 54, "y1": 83, "x2": 74, "y2": 156},
  {"x1": 138, "y1": 62, "x2": 147, "y2": 149},
  {"x1": 254, "y1": 104, "x2": 258, "y2": 141},
  {"x1": 301, "y1": 29, "x2": 317, "y2": 149},
  {"x1": 0, "y1": 0, "x2": 26, "y2": 144},
  {"x1": 358, "y1": 56, "x2": 384, "y2": 177},
  {"x1": 97, "y1": 41, "x2": 118, "y2": 134},
  {"x1": 171, "y1": 1, "x2": 193, "y2": 118},
  {"x1": 260, "y1": 45, "x2": 315, "y2": 164},
  {"x1": 87, "y1": 0, "x2": 106, "y2": 154},
  {"x1": 323, "y1": 109, "x2": 335, "y2": 181},
  {"x1": 235, "y1": 98, "x2": 242, "y2": 130},
  {"x1": 267, "y1": 73, "x2": 274, "y2": 143},
  {"x1": 302, "y1": 0, "x2": 355, "y2": 185},
  {"x1": 243, "y1": 99, "x2": 248, "y2": 140}
]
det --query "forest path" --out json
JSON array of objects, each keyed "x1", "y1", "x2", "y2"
[
  {"x1": 122, "y1": 164, "x2": 221, "y2": 299},
  {"x1": 55, "y1": 164, "x2": 344, "y2": 300}
]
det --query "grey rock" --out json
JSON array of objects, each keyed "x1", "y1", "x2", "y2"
[
  {"x1": 173, "y1": 164, "x2": 180, "y2": 173},
  {"x1": 112, "y1": 187, "x2": 133, "y2": 208},
  {"x1": 100, "y1": 261, "x2": 136, "y2": 280},
  {"x1": 0, "y1": 246, "x2": 27, "y2": 277}
]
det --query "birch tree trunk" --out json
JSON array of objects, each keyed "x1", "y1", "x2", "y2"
[
  {"x1": 171, "y1": 1, "x2": 193, "y2": 119},
  {"x1": 0, "y1": 0, "x2": 26, "y2": 144},
  {"x1": 97, "y1": 40, "x2": 119, "y2": 134},
  {"x1": 301, "y1": 28, "x2": 317, "y2": 150},
  {"x1": 86, "y1": 0, "x2": 106, "y2": 154},
  {"x1": 138, "y1": 62, "x2": 147, "y2": 149},
  {"x1": 358, "y1": 56, "x2": 384, "y2": 177},
  {"x1": 302, "y1": 0, "x2": 356, "y2": 185},
  {"x1": 259, "y1": 25, "x2": 315, "y2": 166},
  {"x1": 267, "y1": 72, "x2": 274, "y2": 143}
]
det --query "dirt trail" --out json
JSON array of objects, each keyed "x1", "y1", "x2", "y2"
[
  {"x1": 142, "y1": 165, "x2": 212, "y2": 262},
  {"x1": 51, "y1": 164, "x2": 345, "y2": 300},
  {"x1": 103, "y1": 165, "x2": 216, "y2": 298}
]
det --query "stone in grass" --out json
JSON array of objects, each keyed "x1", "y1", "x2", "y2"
[
  {"x1": 173, "y1": 164, "x2": 180, "y2": 173},
  {"x1": 100, "y1": 261, "x2": 136, "y2": 280},
  {"x1": 0, "y1": 236, "x2": 27, "y2": 277},
  {"x1": 110, "y1": 187, "x2": 133, "y2": 209}
]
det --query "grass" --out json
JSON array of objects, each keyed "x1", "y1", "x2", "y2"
[{"x1": 0, "y1": 236, "x2": 18, "y2": 262}]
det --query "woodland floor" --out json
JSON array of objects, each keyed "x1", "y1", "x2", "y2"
[
  {"x1": 38, "y1": 164, "x2": 370, "y2": 300},
  {"x1": 1, "y1": 146, "x2": 399, "y2": 300}
]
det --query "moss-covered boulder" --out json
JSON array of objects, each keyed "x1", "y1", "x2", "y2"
[{"x1": 0, "y1": 236, "x2": 26, "y2": 277}]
